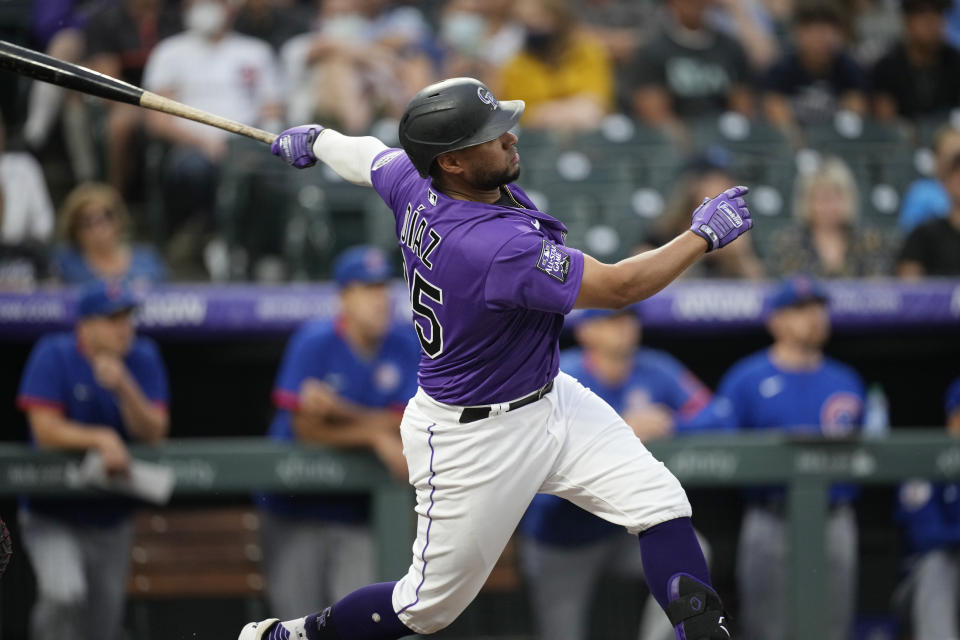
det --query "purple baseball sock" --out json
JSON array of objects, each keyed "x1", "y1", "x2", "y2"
[
  {"x1": 637, "y1": 517, "x2": 713, "y2": 611},
  {"x1": 308, "y1": 581, "x2": 412, "y2": 640}
]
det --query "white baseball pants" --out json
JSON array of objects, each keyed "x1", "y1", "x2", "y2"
[{"x1": 391, "y1": 371, "x2": 692, "y2": 635}]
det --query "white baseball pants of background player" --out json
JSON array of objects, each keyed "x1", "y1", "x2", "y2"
[
  {"x1": 909, "y1": 549, "x2": 960, "y2": 640},
  {"x1": 390, "y1": 371, "x2": 692, "y2": 635}
]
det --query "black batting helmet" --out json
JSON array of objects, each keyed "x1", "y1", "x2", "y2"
[{"x1": 398, "y1": 77, "x2": 525, "y2": 178}]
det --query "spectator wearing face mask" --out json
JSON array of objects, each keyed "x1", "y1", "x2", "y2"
[
  {"x1": 279, "y1": 0, "x2": 436, "y2": 134},
  {"x1": 496, "y1": 0, "x2": 614, "y2": 132},
  {"x1": 437, "y1": 0, "x2": 524, "y2": 86},
  {"x1": 142, "y1": 0, "x2": 283, "y2": 273}
]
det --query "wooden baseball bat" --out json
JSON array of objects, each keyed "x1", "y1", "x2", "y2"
[{"x1": 0, "y1": 39, "x2": 278, "y2": 145}]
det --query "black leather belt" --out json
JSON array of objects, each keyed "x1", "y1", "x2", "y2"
[{"x1": 458, "y1": 381, "x2": 554, "y2": 424}]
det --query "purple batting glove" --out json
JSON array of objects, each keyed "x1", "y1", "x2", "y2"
[
  {"x1": 689, "y1": 185, "x2": 753, "y2": 252},
  {"x1": 271, "y1": 124, "x2": 323, "y2": 169}
]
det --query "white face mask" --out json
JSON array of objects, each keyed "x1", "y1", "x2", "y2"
[
  {"x1": 185, "y1": 1, "x2": 227, "y2": 37},
  {"x1": 440, "y1": 11, "x2": 488, "y2": 57}
]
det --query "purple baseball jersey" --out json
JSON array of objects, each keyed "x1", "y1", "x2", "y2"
[{"x1": 370, "y1": 149, "x2": 585, "y2": 406}]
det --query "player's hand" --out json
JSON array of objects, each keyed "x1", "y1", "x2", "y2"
[
  {"x1": 91, "y1": 353, "x2": 130, "y2": 392},
  {"x1": 689, "y1": 185, "x2": 753, "y2": 252},
  {"x1": 299, "y1": 379, "x2": 339, "y2": 417},
  {"x1": 271, "y1": 125, "x2": 323, "y2": 169},
  {"x1": 95, "y1": 429, "x2": 131, "y2": 476},
  {"x1": 624, "y1": 404, "x2": 675, "y2": 441},
  {"x1": 371, "y1": 431, "x2": 408, "y2": 482}
]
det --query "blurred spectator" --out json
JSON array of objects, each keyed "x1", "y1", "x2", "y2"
[
  {"x1": 24, "y1": 0, "x2": 97, "y2": 180},
  {"x1": 872, "y1": 0, "x2": 960, "y2": 122},
  {"x1": 948, "y1": 0, "x2": 960, "y2": 48},
  {"x1": 898, "y1": 139, "x2": 960, "y2": 276},
  {"x1": 0, "y1": 185, "x2": 50, "y2": 290},
  {"x1": 851, "y1": 0, "x2": 905, "y2": 67},
  {"x1": 626, "y1": 0, "x2": 754, "y2": 142},
  {"x1": 899, "y1": 124, "x2": 960, "y2": 232},
  {"x1": 143, "y1": 0, "x2": 283, "y2": 271},
  {"x1": 643, "y1": 153, "x2": 765, "y2": 279},
  {"x1": 280, "y1": 0, "x2": 435, "y2": 132},
  {"x1": 707, "y1": 0, "x2": 781, "y2": 70},
  {"x1": 690, "y1": 275, "x2": 865, "y2": 640},
  {"x1": 17, "y1": 280, "x2": 169, "y2": 640},
  {"x1": 437, "y1": 0, "x2": 524, "y2": 86},
  {"x1": 84, "y1": 0, "x2": 181, "y2": 197},
  {"x1": 495, "y1": 0, "x2": 614, "y2": 132},
  {"x1": 53, "y1": 183, "x2": 167, "y2": 286},
  {"x1": 766, "y1": 156, "x2": 896, "y2": 277},
  {"x1": 234, "y1": 0, "x2": 308, "y2": 51},
  {"x1": 0, "y1": 113, "x2": 54, "y2": 246},
  {"x1": 763, "y1": 2, "x2": 868, "y2": 132},
  {"x1": 895, "y1": 377, "x2": 960, "y2": 640},
  {"x1": 256, "y1": 246, "x2": 418, "y2": 621},
  {"x1": 575, "y1": 0, "x2": 654, "y2": 65},
  {"x1": 519, "y1": 308, "x2": 713, "y2": 640}
]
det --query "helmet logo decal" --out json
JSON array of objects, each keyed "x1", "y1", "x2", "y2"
[{"x1": 477, "y1": 86, "x2": 499, "y2": 110}]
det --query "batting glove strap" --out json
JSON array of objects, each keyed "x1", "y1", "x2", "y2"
[
  {"x1": 271, "y1": 125, "x2": 323, "y2": 169},
  {"x1": 666, "y1": 575, "x2": 731, "y2": 640}
]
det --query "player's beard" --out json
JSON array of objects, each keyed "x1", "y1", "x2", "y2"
[{"x1": 474, "y1": 164, "x2": 521, "y2": 191}]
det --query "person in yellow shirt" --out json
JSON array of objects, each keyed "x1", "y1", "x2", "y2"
[{"x1": 497, "y1": 0, "x2": 613, "y2": 131}]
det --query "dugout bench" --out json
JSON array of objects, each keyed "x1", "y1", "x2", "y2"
[{"x1": 1, "y1": 432, "x2": 959, "y2": 640}]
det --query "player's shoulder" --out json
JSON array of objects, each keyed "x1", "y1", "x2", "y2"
[
  {"x1": 722, "y1": 350, "x2": 774, "y2": 384},
  {"x1": 150, "y1": 32, "x2": 197, "y2": 58},
  {"x1": 636, "y1": 347, "x2": 685, "y2": 374},
  {"x1": 559, "y1": 348, "x2": 585, "y2": 375},
  {"x1": 383, "y1": 323, "x2": 422, "y2": 356},
  {"x1": 224, "y1": 31, "x2": 276, "y2": 57},
  {"x1": 289, "y1": 318, "x2": 338, "y2": 348},
  {"x1": 30, "y1": 332, "x2": 73, "y2": 360},
  {"x1": 819, "y1": 357, "x2": 865, "y2": 389},
  {"x1": 128, "y1": 335, "x2": 164, "y2": 362}
]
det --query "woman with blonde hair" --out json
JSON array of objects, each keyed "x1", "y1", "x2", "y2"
[
  {"x1": 53, "y1": 182, "x2": 166, "y2": 286},
  {"x1": 766, "y1": 156, "x2": 894, "y2": 277}
]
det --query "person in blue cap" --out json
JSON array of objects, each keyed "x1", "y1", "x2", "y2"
[
  {"x1": 518, "y1": 307, "x2": 714, "y2": 640},
  {"x1": 257, "y1": 245, "x2": 421, "y2": 624},
  {"x1": 16, "y1": 279, "x2": 169, "y2": 640},
  {"x1": 895, "y1": 376, "x2": 960, "y2": 640},
  {"x1": 690, "y1": 274, "x2": 866, "y2": 640}
]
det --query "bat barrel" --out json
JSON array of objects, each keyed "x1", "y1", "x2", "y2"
[{"x1": 0, "y1": 40, "x2": 143, "y2": 106}]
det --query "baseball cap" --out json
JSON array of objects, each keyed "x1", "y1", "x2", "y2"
[
  {"x1": 76, "y1": 280, "x2": 139, "y2": 318},
  {"x1": 768, "y1": 275, "x2": 830, "y2": 312},
  {"x1": 333, "y1": 246, "x2": 393, "y2": 288}
]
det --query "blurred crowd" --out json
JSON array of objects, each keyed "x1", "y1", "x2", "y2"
[{"x1": 0, "y1": 0, "x2": 959, "y2": 285}]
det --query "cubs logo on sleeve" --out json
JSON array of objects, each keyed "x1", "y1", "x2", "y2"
[{"x1": 537, "y1": 239, "x2": 571, "y2": 283}]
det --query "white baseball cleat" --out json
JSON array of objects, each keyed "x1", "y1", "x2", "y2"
[{"x1": 238, "y1": 617, "x2": 310, "y2": 640}]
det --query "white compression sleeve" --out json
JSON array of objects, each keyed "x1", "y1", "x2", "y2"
[{"x1": 311, "y1": 129, "x2": 389, "y2": 187}]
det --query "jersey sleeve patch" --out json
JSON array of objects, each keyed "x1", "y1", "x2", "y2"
[
  {"x1": 537, "y1": 239, "x2": 571, "y2": 283},
  {"x1": 372, "y1": 150, "x2": 404, "y2": 171}
]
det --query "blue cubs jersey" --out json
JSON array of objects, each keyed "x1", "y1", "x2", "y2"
[
  {"x1": 17, "y1": 332, "x2": 168, "y2": 525},
  {"x1": 258, "y1": 318, "x2": 420, "y2": 523},
  {"x1": 896, "y1": 379, "x2": 960, "y2": 555},
  {"x1": 692, "y1": 348, "x2": 865, "y2": 504},
  {"x1": 520, "y1": 347, "x2": 711, "y2": 546},
  {"x1": 897, "y1": 481, "x2": 960, "y2": 554}
]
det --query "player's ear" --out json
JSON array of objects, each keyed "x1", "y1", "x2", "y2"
[{"x1": 435, "y1": 152, "x2": 464, "y2": 176}]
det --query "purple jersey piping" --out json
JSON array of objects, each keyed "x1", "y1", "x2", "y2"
[{"x1": 398, "y1": 423, "x2": 437, "y2": 614}]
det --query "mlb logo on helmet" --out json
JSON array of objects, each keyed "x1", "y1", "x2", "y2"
[{"x1": 477, "y1": 86, "x2": 499, "y2": 110}]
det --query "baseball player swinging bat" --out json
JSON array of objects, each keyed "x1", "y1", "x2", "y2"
[{"x1": 0, "y1": 39, "x2": 277, "y2": 145}]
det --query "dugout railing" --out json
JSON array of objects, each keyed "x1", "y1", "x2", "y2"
[{"x1": 1, "y1": 432, "x2": 958, "y2": 639}]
